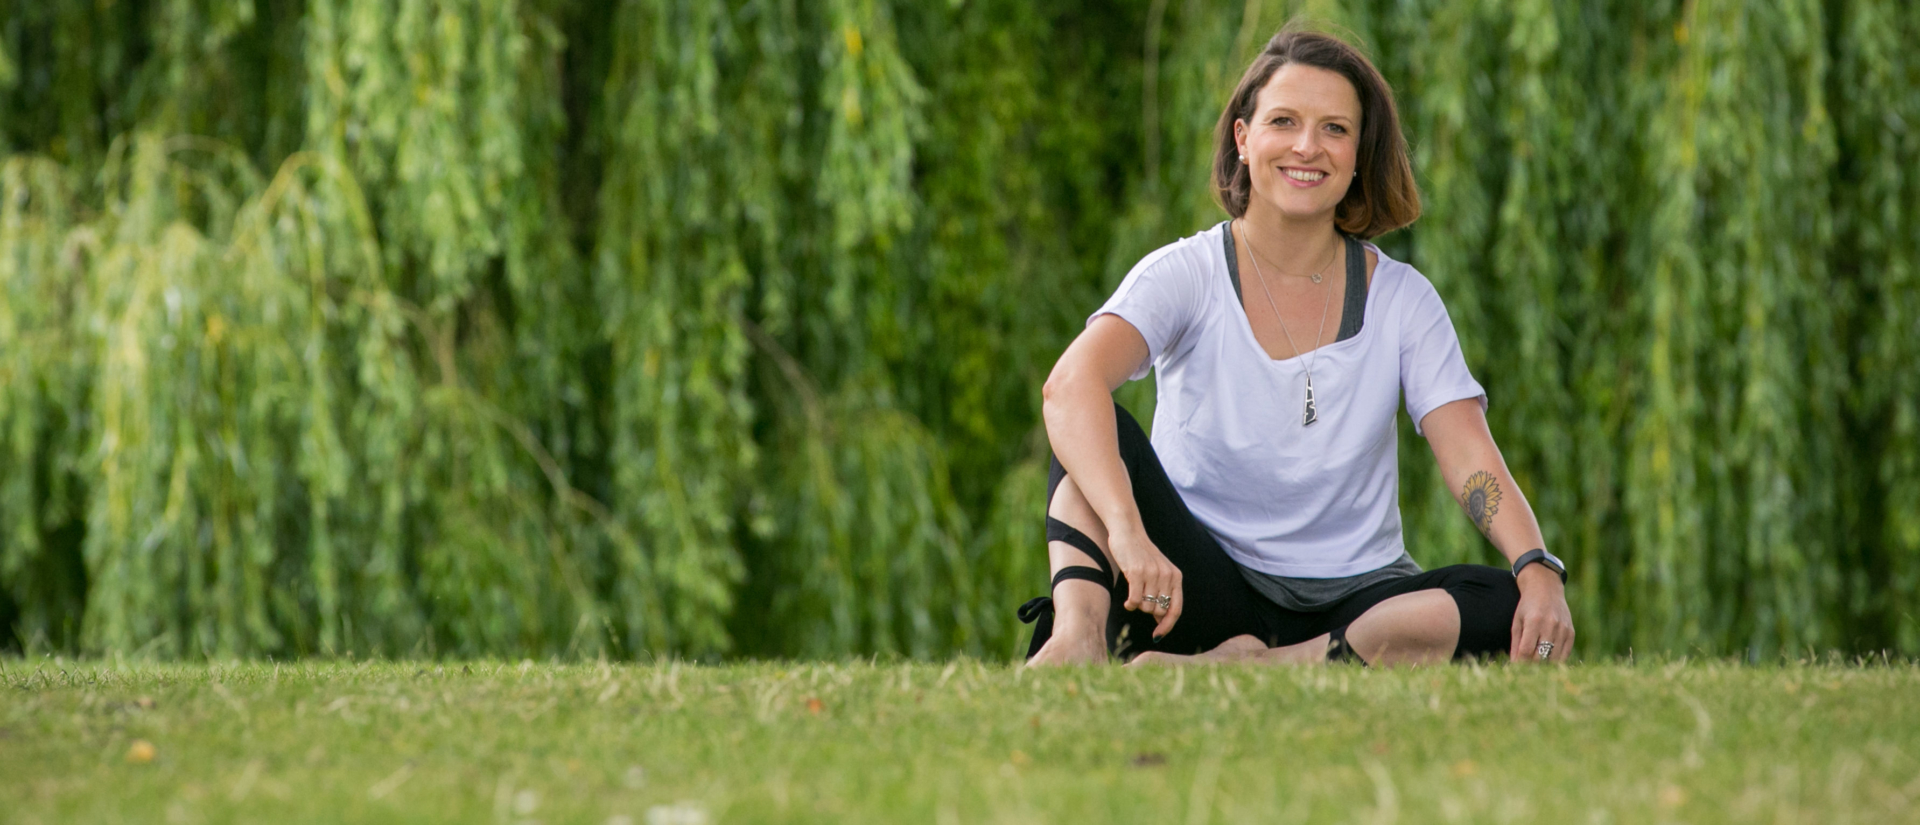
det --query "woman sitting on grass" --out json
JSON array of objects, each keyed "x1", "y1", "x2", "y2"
[{"x1": 1023, "y1": 27, "x2": 1574, "y2": 668}]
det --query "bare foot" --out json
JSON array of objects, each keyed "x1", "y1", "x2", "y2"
[
  {"x1": 1126, "y1": 650, "x2": 1195, "y2": 667},
  {"x1": 1127, "y1": 635, "x2": 1266, "y2": 667},
  {"x1": 1199, "y1": 634, "x2": 1268, "y2": 661},
  {"x1": 1026, "y1": 626, "x2": 1107, "y2": 667},
  {"x1": 1259, "y1": 634, "x2": 1334, "y2": 665},
  {"x1": 1131, "y1": 634, "x2": 1333, "y2": 667}
]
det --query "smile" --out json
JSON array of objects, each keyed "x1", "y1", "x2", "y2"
[{"x1": 1283, "y1": 168, "x2": 1327, "y2": 182}]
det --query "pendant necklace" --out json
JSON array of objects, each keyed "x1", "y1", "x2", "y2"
[{"x1": 1238, "y1": 219, "x2": 1337, "y2": 426}]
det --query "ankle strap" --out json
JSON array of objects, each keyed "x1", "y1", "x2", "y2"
[
  {"x1": 1051, "y1": 565, "x2": 1111, "y2": 591},
  {"x1": 1045, "y1": 516, "x2": 1114, "y2": 585}
]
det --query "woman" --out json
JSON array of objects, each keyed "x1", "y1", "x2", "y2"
[{"x1": 1021, "y1": 27, "x2": 1574, "y2": 667}]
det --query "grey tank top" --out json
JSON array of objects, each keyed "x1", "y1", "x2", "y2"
[{"x1": 1219, "y1": 221, "x2": 1421, "y2": 610}]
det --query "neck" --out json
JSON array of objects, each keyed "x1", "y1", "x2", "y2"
[{"x1": 1238, "y1": 201, "x2": 1342, "y2": 273}]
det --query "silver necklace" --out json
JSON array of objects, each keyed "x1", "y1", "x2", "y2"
[{"x1": 1238, "y1": 220, "x2": 1336, "y2": 426}]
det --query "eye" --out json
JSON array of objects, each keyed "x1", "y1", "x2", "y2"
[
  {"x1": 1270, "y1": 116, "x2": 1293, "y2": 127},
  {"x1": 1326, "y1": 123, "x2": 1349, "y2": 135}
]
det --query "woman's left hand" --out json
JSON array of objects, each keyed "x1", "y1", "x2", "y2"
[{"x1": 1510, "y1": 566, "x2": 1574, "y2": 663}]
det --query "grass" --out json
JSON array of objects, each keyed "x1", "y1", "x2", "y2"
[{"x1": 3, "y1": 658, "x2": 1918, "y2": 824}]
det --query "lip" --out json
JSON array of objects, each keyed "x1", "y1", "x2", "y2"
[{"x1": 1277, "y1": 166, "x2": 1331, "y2": 187}]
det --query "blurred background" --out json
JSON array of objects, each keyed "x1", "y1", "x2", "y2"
[{"x1": 1, "y1": 0, "x2": 1915, "y2": 662}]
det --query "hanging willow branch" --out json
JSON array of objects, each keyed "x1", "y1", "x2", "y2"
[{"x1": 2, "y1": 0, "x2": 1917, "y2": 659}]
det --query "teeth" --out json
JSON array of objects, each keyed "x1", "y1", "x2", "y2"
[{"x1": 1284, "y1": 168, "x2": 1327, "y2": 182}]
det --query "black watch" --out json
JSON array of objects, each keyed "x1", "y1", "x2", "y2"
[{"x1": 1511, "y1": 548, "x2": 1567, "y2": 583}]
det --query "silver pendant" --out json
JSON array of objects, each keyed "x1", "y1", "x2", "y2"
[{"x1": 1303, "y1": 376, "x2": 1319, "y2": 426}]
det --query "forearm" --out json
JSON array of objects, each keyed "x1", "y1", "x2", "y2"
[
  {"x1": 1421, "y1": 400, "x2": 1572, "y2": 659},
  {"x1": 1439, "y1": 448, "x2": 1545, "y2": 568},
  {"x1": 1041, "y1": 375, "x2": 1144, "y2": 538},
  {"x1": 1442, "y1": 445, "x2": 1570, "y2": 602},
  {"x1": 1418, "y1": 400, "x2": 1551, "y2": 569}
]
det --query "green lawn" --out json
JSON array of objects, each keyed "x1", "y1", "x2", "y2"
[{"x1": 3, "y1": 658, "x2": 1917, "y2": 823}]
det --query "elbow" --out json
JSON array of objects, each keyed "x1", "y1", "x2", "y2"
[
  {"x1": 1041, "y1": 369, "x2": 1065, "y2": 404},
  {"x1": 1041, "y1": 370, "x2": 1068, "y2": 417},
  {"x1": 1041, "y1": 365, "x2": 1082, "y2": 423}
]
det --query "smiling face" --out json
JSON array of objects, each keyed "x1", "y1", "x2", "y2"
[{"x1": 1233, "y1": 62, "x2": 1362, "y2": 225}]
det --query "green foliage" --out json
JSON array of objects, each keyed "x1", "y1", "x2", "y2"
[{"x1": 1, "y1": 0, "x2": 1916, "y2": 659}]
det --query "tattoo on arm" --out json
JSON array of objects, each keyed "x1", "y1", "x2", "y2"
[{"x1": 1461, "y1": 470, "x2": 1502, "y2": 538}]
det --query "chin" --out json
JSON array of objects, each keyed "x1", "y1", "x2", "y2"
[{"x1": 1257, "y1": 195, "x2": 1339, "y2": 222}]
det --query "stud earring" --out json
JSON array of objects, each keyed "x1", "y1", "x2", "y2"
[{"x1": 1239, "y1": 154, "x2": 1246, "y2": 163}]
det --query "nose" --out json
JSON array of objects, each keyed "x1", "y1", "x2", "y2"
[{"x1": 1291, "y1": 129, "x2": 1321, "y2": 159}]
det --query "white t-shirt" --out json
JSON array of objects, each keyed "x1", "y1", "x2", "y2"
[{"x1": 1092, "y1": 222, "x2": 1485, "y2": 578}]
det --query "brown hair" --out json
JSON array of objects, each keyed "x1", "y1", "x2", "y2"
[{"x1": 1212, "y1": 26, "x2": 1420, "y2": 238}]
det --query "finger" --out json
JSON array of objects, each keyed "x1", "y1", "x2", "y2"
[
  {"x1": 1543, "y1": 619, "x2": 1569, "y2": 663},
  {"x1": 1537, "y1": 622, "x2": 1562, "y2": 664},
  {"x1": 1510, "y1": 610, "x2": 1526, "y2": 661},
  {"x1": 1528, "y1": 619, "x2": 1554, "y2": 664},
  {"x1": 1155, "y1": 578, "x2": 1184, "y2": 639},
  {"x1": 1531, "y1": 620, "x2": 1560, "y2": 665},
  {"x1": 1125, "y1": 571, "x2": 1144, "y2": 613},
  {"x1": 1553, "y1": 625, "x2": 1575, "y2": 663},
  {"x1": 1513, "y1": 616, "x2": 1543, "y2": 664},
  {"x1": 1136, "y1": 571, "x2": 1167, "y2": 613}
]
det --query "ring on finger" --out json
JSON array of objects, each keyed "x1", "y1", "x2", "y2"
[{"x1": 1536, "y1": 640, "x2": 1554, "y2": 660}]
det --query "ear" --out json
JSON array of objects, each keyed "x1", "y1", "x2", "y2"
[{"x1": 1233, "y1": 120, "x2": 1248, "y2": 159}]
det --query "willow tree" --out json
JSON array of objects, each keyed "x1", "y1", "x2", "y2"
[{"x1": 3, "y1": 0, "x2": 1917, "y2": 660}]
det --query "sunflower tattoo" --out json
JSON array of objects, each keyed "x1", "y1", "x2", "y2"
[{"x1": 1461, "y1": 471, "x2": 1502, "y2": 538}]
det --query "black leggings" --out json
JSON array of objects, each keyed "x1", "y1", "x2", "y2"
[{"x1": 1023, "y1": 402, "x2": 1521, "y2": 663}]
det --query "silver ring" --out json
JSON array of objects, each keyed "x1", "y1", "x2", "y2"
[
  {"x1": 1147, "y1": 594, "x2": 1171, "y2": 609},
  {"x1": 1536, "y1": 641, "x2": 1554, "y2": 660}
]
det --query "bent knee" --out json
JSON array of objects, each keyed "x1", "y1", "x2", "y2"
[
  {"x1": 1434, "y1": 564, "x2": 1520, "y2": 600},
  {"x1": 1431, "y1": 564, "x2": 1521, "y2": 658}
]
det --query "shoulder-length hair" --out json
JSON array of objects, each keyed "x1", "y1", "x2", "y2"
[{"x1": 1212, "y1": 27, "x2": 1420, "y2": 239}]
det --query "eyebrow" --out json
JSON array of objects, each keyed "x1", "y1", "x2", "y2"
[{"x1": 1258, "y1": 106, "x2": 1357, "y2": 125}]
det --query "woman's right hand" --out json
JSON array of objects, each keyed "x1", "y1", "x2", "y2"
[{"x1": 1109, "y1": 524, "x2": 1183, "y2": 640}]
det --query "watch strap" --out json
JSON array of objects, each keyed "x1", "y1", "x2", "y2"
[{"x1": 1511, "y1": 548, "x2": 1567, "y2": 583}]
